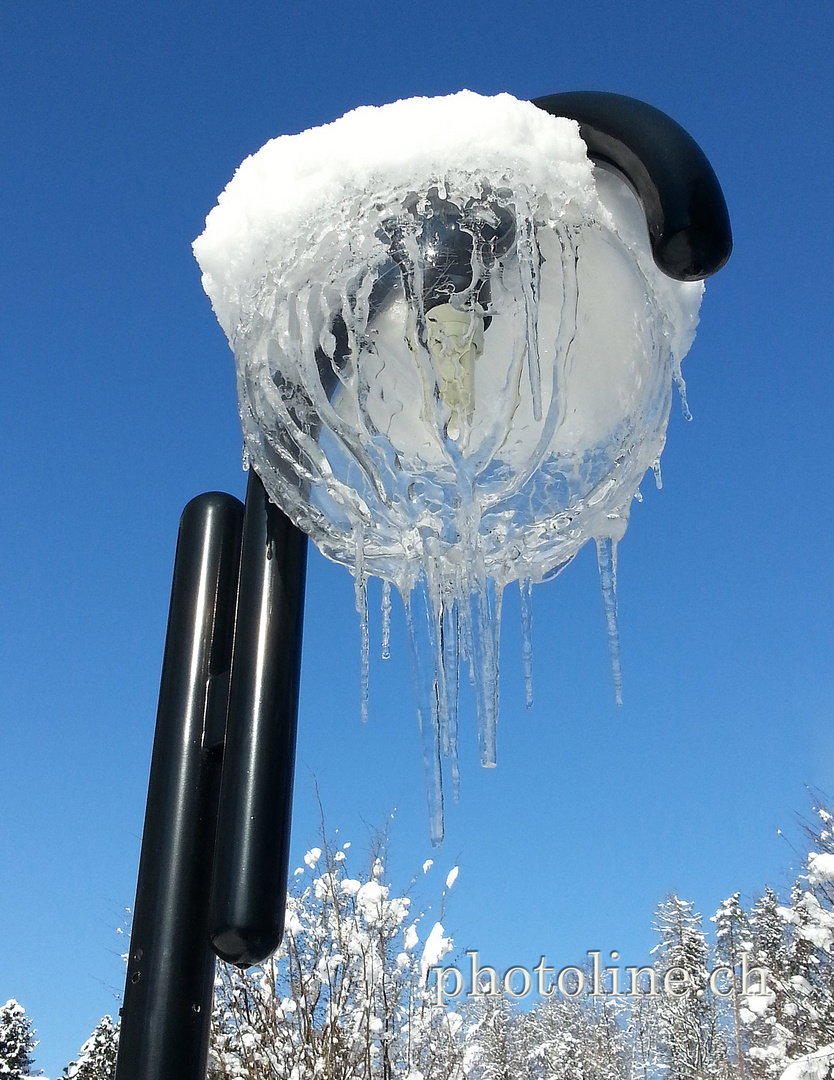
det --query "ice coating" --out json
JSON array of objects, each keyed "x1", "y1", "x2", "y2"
[{"x1": 194, "y1": 91, "x2": 704, "y2": 845}]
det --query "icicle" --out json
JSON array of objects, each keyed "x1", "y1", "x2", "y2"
[
  {"x1": 353, "y1": 527, "x2": 369, "y2": 723},
  {"x1": 672, "y1": 359, "x2": 692, "y2": 422},
  {"x1": 242, "y1": 443, "x2": 251, "y2": 471},
  {"x1": 381, "y1": 578, "x2": 392, "y2": 660},
  {"x1": 463, "y1": 575, "x2": 499, "y2": 768},
  {"x1": 417, "y1": 548, "x2": 449, "y2": 750},
  {"x1": 440, "y1": 589, "x2": 460, "y2": 800},
  {"x1": 595, "y1": 536, "x2": 623, "y2": 706},
  {"x1": 493, "y1": 583, "x2": 504, "y2": 695},
  {"x1": 652, "y1": 459, "x2": 663, "y2": 489},
  {"x1": 491, "y1": 580, "x2": 503, "y2": 728},
  {"x1": 492, "y1": 583, "x2": 505, "y2": 656},
  {"x1": 518, "y1": 216, "x2": 543, "y2": 421},
  {"x1": 519, "y1": 577, "x2": 534, "y2": 709},
  {"x1": 402, "y1": 580, "x2": 444, "y2": 846}
]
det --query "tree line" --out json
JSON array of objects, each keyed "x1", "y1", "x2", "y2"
[{"x1": 6, "y1": 804, "x2": 834, "y2": 1079}]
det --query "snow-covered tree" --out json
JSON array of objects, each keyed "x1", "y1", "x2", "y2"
[
  {"x1": 712, "y1": 892, "x2": 753, "y2": 1078},
  {"x1": 208, "y1": 836, "x2": 464, "y2": 1079},
  {"x1": 519, "y1": 995, "x2": 583, "y2": 1080},
  {"x1": 462, "y1": 990, "x2": 521, "y2": 1080},
  {"x1": 516, "y1": 989, "x2": 629, "y2": 1080},
  {"x1": 62, "y1": 1015, "x2": 119, "y2": 1079},
  {"x1": 743, "y1": 886, "x2": 790, "y2": 1080},
  {"x1": 743, "y1": 805, "x2": 834, "y2": 1079},
  {"x1": 653, "y1": 895, "x2": 730, "y2": 1080},
  {"x1": 624, "y1": 978, "x2": 661, "y2": 1080},
  {"x1": 0, "y1": 1000, "x2": 37, "y2": 1078},
  {"x1": 584, "y1": 991, "x2": 630, "y2": 1080}
]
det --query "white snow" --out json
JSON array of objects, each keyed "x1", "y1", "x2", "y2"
[
  {"x1": 742, "y1": 990, "x2": 776, "y2": 1018},
  {"x1": 303, "y1": 847, "x2": 322, "y2": 868},
  {"x1": 420, "y1": 921, "x2": 453, "y2": 984},
  {"x1": 808, "y1": 852, "x2": 834, "y2": 884},
  {"x1": 780, "y1": 1045, "x2": 834, "y2": 1080},
  {"x1": 445, "y1": 866, "x2": 459, "y2": 889},
  {"x1": 195, "y1": 91, "x2": 704, "y2": 846},
  {"x1": 356, "y1": 880, "x2": 387, "y2": 912},
  {"x1": 284, "y1": 911, "x2": 303, "y2": 937},
  {"x1": 194, "y1": 91, "x2": 594, "y2": 339},
  {"x1": 781, "y1": 892, "x2": 834, "y2": 950}
]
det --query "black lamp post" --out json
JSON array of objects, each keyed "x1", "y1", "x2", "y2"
[
  {"x1": 115, "y1": 473, "x2": 306, "y2": 1078},
  {"x1": 114, "y1": 91, "x2": 731, "y2": 1080}
]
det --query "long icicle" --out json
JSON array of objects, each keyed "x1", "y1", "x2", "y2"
[
  {"x1": 422, "y1": 550, "x2": 451, "y2": 784},
  {"x1": 381, "y1": 578, "x2": 392, "y2": 660},
  {"x1": 403, "y1": 579, "x2": 445, "y2": 845},
  {"x1": 596, "y1": 536, "x2": 623, "y2": 706},
  {"x1": 493, "y1": 582, "x2": 504, "y2": 728},
  {"x1": 518, "y1": 215, "x2": 543, "y2": 422},
  {"x1": 353, "y1": 525, "x2": 370, "y2": 723},
  {"x1": 519, "y1": 577, "x2": 534, "y2": 709},
  {"x1": 465, "y1": 573, "x2": 499, "y2": 768},
  {"x1": 440, "y1": 591, "x2": 461, "y2": 801}
]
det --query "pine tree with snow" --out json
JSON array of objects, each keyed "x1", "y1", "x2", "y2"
[
  {"x1": 712, "y1": 892, "x2": 753, "y2": 1079},
  {"x1": 748, "y1": 887, "x2": 789, "y2": 988},
  {"x1": 743, "y1": 806, "x2": 834, "y2": 1080},
  {"x1": 779, "y1": 879, "x2": 834, "y2": 1060},
  {"x1": 741, "y1": 802, "x2": 834, "y2": 1080},
  {"x1": 62, "y1": 1016, "x2": 119, "y2": 1079},
  {"x1": 744, "y1": 884, "x2": 813, "y2": 1079},
  {"x1": 800, "y1": 804, "x2": 834, "y2": 1049},
  {"x1": 0, "y1": 999, "x2": 38, "y2": 1078},
  {"x1": 652, "y1": 895, "x2": 730, "y2": 1080}
]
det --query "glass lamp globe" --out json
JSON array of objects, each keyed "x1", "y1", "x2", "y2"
[{"x1": 194, "y1": 92, "x2": 705, "y2": 843}]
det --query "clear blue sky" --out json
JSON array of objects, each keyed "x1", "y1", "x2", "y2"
[{"x1": 2, "y1": 2, "x2": 833, "y2": 1074}]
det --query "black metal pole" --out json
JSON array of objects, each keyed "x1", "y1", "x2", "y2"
[
  {"x1": 210, "y1": 469, "x2": 308, "y2": 967},
  {"x1": 533, "y1": 91, "x2": 732, "y2": 281},
  {"x1": 115, "y1": 492, "x2": 244, "y2": 1080}
]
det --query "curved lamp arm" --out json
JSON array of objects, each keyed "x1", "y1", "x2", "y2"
[{"x1": 533, "y1": 91, "x2": 732, "y2": 281}]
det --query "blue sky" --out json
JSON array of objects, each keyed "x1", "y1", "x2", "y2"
[{"x1": 2, "y1": 1, "x2": 833, "y2": 1074}]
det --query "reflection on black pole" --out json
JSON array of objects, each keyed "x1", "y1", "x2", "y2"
[
  {"x1": 210, "y1": 469, "x2": 308, "y2": 967},
  {"x1": 116, "y1": 492, "x2": 244, "y2": 1080}
]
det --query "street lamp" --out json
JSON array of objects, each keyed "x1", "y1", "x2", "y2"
[{"x1": 115, "y1": 91, "x2": 731, "y2": 1080}]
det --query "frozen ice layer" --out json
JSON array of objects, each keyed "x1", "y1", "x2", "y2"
[{"x1": 194, "y1": 91, "x2": 704, "y2": 844}]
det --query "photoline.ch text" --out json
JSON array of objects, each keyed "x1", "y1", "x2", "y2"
[{"x1": 429, "y1": 950, "x2": 771, "y2": 1007}]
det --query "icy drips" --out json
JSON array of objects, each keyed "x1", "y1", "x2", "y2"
[
  {"x1": 595, "y1": 536, "x2": 623, "y2": 707},
  {"x1": 380, "y1": 579, "x2": 392, "y2": 660},
  {"x1": 353, "y1": 525, "x2": 369, "y2": 724},
  {"x1": 519, "y1": 578, "x2": 534, "y2": 709},
  {"x1": 194, "y1": 91, "x2": 705, "y2": 846},
  {"x1": 402, "y1": 560, "x2": 501, "y2": 843}
]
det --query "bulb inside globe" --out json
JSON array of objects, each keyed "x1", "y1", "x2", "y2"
[{"x1": 424, "y1": 304, "x2": 484, "y2": 443}]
